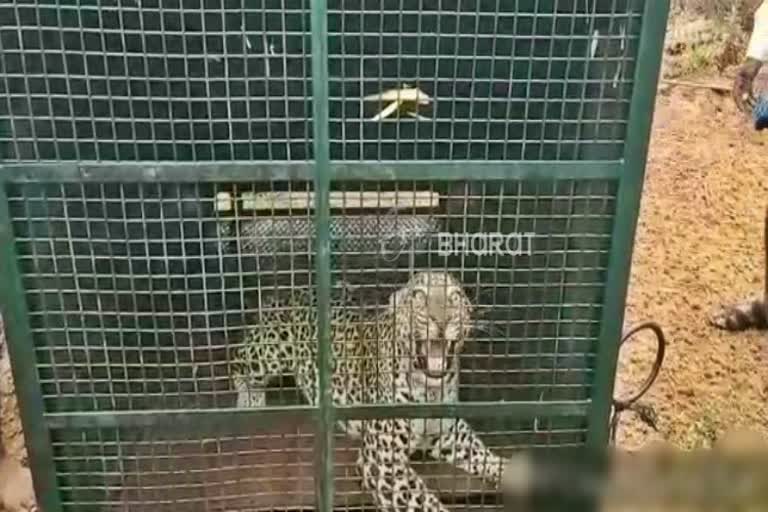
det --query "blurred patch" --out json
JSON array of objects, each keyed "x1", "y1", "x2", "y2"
[{"x1": 501, "y1": 445, "x2": 768, "y2": 511}]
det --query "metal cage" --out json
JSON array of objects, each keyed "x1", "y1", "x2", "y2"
[{"x1": 0, "y1": 0, "x2": 669, "y2": 510}]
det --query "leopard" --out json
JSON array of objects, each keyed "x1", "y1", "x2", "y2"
[{"x1": 231, "y1": 271, "x2": 517, "y2": 511}]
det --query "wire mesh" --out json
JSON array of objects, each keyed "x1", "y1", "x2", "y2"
[
  {"x1": 5, "y1": 177, "x2": 614, "y2": 509},
  {"x1": 6, "y1": 179, "x2": 614, "y2": 414},
  {"x1": 49, "y1": 419, "x2": 586, "y2": 512},
  {"x1": 0, "y1": 0, "x2": 668, "y2": 510},
  {"x1": 1, "y1": 0, "x2": 640, "y2": 162}
]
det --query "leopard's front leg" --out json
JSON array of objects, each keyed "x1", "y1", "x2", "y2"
[
  {"x1": 426, "y1": 418, "x2": 505, "y2": 486},
  {"x1": 358, "y1": 419, "x2": 450, "y2": 512}
]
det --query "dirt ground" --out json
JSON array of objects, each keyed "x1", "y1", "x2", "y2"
[
  {"x1": 1, "y1": 317, "x2": 35, "y2": 511},
  {"x1": 614, "y1": 74, "x2": 768, "y2": 451},
  {"x1": 2, "y1": 54, "x2": 768, "y2": 512}
]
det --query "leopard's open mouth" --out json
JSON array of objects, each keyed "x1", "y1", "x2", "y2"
[{"x1": 414, "y1": 354, "x2": 452, "y2": 379}]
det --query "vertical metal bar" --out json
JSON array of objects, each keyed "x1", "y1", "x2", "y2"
[
  {"x1": 586, "y1": 0, "x2": 670, "y2": 449},
  {"x1": 310, "y1": 0, "x2": 334, "y2": 511},
  {"x1": 0, "y1": 184, "x2": 64, "y2": 512}
]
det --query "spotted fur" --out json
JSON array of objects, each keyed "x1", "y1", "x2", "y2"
[{"x1": 231, "y1": 271, "x2": 507, "y2": 511}]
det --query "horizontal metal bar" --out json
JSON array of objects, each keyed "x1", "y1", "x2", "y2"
[
  {"x1": 330, "y1": 161, "x2": 621, "y2": 181},
  {"x1": 45, "y1": 406, "x2": 317, "y2": 430},
  {"x1": 0, "y1": 161, "x2": 622, "y2": 182},
  {"x1": 44, "y1": 401, "x2": 588, "y2": 430},
  {"x1": 228, "y1": 190, "x2": 441, "y2": 212},
  {"x1": 334, "y1": 401, "x2": 589, "y2": 420}
]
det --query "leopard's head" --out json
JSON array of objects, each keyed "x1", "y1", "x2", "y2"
[{"x1": 388, "y1": 271, "x2": 474, "y2": 381}]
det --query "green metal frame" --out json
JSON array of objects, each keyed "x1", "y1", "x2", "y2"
[{"x1": 0, "y1": 0, "x2": 670, "y2": 510}]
